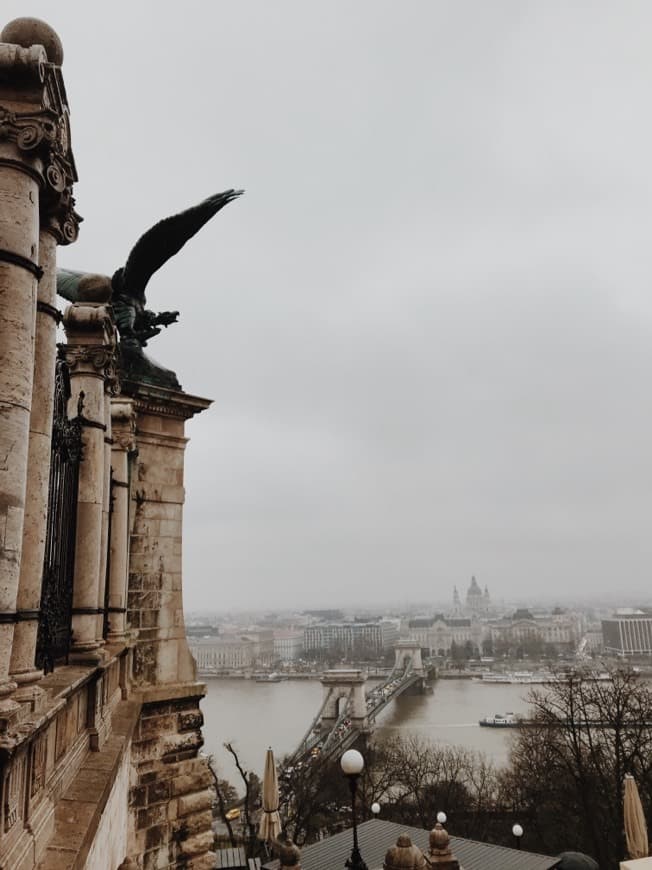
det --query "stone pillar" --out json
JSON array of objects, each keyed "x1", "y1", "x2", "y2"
[
  {"x1": 106, "y1": 399, "x2": 135, "y2": 643},
  {"x1": 96, "y1": 387, "x2": 116, "y2": 646},
  {"x1": 9, "y1": 231, "x2": 58, "y2": 691},
  {"x1": 125, "y1": 383, "x2": 210, "y2": 687},
  {"x1": 123, "y1": 380, "x2": 216, "y2": 869},
  {"x1": 0, "y1": 80, "x2": 42, "y2": 701},
  {"x1": 0, "y1": 18, "x2": 80, "y2": 701},
  {"x1": 62, "y1": 294, "x2": 117, "y2": 663}
]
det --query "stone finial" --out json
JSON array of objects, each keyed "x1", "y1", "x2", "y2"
[
  {"x1": 77, "y1": 274, "x2": 112, "y2": 303},
  {"x1": 276, "y1": 834, "x2": 301, "y2": 868},
  {"x1": 383, "y1": 834, "x2": 426, "y2": 870},
  {"x1": 1, "y1": 17, "x2": 64, "y2": 65},
  {"x1": 427, "y1": 823, "x2": 460, "y2": 869}
]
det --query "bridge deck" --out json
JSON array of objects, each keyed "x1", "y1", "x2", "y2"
[{"x1": 287, "y1": 666, "x2": 424, "y2": 767}]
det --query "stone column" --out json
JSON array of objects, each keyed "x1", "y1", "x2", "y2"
[
  {"x1": 0, "y1": 39, "x2": 48, "y2": 703},
  {"x1": 106, "y1": 399, "x2": 135, "y2": 643},
  {"x1": 96, "y1": 388, "x2": 115, "y2": 646},
  {"x1": 0, "y1": 19, "x2": 80, "y2": 703},
  {"x1": 62, "y1": 293, "x2": 117, "y2": 663},
  {"x1": 9, "y1": 230, "x2": 58, "y2": 691}
]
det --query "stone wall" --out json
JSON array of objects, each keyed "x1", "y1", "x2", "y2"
[
  {"x1": 124, "y1": 382, "x2": 215, "y2": 869},
  {"x1": 129, "y1": 686, "x2": 214, "y2": 870}
]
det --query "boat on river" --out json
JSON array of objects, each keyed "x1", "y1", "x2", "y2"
[
  {"x1": 479, "y1": 712, "x2": 521, "y2": 727},
  {"x1": 474, "y1": 671, "x2": 552, "y2": 684},
  {"x1": 255, "y1": 672, "x2": 285, "y2": 683}
]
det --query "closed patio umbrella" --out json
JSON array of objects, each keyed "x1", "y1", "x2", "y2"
[
  {"x1": 624, "y1": 773, "x2": 649, "y2": 860},
  {"x1": 258, "y1": 747, "x2": 282, "y2": 842}
]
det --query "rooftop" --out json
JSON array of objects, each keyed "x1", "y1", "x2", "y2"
[{"x1": 263, "y1": 818, "x2": 556, "y2": 870}]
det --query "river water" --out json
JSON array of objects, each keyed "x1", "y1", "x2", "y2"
[{"x1": 201, "y1": 677, "x2": 535, "y2": 787}]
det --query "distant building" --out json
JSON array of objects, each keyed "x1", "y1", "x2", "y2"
[
  {"x1": 273, "y1": 629, "x2": 304, "y2": 661},
  {"x1": 407, "y1": 615, "x2": 482, "y2": 655},
  {"x1": 490, "y1": 607, "x2": 579, "y2": 650},
  {"x1": 602, "y1": 611, "x2": 652, "y2": 656},
  {"x1": 186, "y1": 624, "x2": 220, "y2": 638},
  {"x1": 240, "y1": 629, "x2": 275, "y2": 667},
  {"x1": 189, "y1": 636, "x2": 255, "y2": 671},
  {"x1": 466, "y1": 576, "x2": 483, "y2": 613},
  {"x1": 303, "y1": 609, "x2": 344, "y2": 621},
  {"x1": 304, "y1": 620, "x2": 399, "y2": 655}
]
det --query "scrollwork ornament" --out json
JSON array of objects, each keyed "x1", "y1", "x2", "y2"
[{"x1": 0, "y1": 104, "x2": 82, "y2": 242}]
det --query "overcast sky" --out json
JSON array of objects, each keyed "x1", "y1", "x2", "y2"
[{"x1": 7, "y1": 1, "x2": 652, "y2": 611}]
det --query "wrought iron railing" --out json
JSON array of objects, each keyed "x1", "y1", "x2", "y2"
[{"x1": 35, "y1": 357, "x2": 83, "y2": 674}]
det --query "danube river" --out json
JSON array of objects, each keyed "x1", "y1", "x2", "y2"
[{"x1": 201, "y1": 677, "x2": 535, "y2": 786}]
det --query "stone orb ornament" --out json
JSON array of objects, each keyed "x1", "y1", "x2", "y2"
[
  {"x1": 77, "y1": 274, "x2": 113, "y2": 304},
  {"x1": 1, "y1": 17, "x2": 64, "y2": 65}
]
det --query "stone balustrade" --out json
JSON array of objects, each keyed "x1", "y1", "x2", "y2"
[{"x1": 0, "y1": 646, "x2": 131, "y2": 868}]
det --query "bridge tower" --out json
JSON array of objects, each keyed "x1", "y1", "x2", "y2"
[
  {"x1": 394, "y1": 639, "x2": 425, "y2": 676},
  {"x1": 320, "y1": 669, "x2": 368, "y2": 731}
]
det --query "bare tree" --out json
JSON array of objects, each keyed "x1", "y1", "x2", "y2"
[
  {"x1": 206, "y1": 754, "x2": 237, "y2": 847},
  {"x1": 503, "y1": 668, "x2": 652, "y2": 868}
]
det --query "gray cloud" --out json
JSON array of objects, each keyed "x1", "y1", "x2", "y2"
[{"x1": 8, "y1": 0, "x2": 652, "y2": 609}]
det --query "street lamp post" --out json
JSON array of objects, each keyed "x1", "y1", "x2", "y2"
[
  {"x1": 512, "y1": 823, "x2": 524, "y2": 850},
  {"x1": 341, "y1": 749, "x2": 368, "y2": 870}
]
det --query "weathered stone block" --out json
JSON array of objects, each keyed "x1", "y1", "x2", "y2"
[
  {"x1": 143, "y1": 845, "x2": 170, "y2": 870},
  {"x1": 187, "y1": 850, "x2": 218, "y2": 870},
  {"x1": 178, "y1": 710, "x2": 203, "y2": 732},
  {"x1": 170, "y1": 768, "x2": 212, "y2": 797},
  {"x1": 145, "y1": 823, "x2": 168, "y2": 850},
  {"x1": 177, "y1": 788, "x2": 213, "y2": 818},
  {"x1": 147, "y1": 779, "x2": 170, "y2": 804},
  {"x1": 137, "y1": 804, "x2": 167, "y2": 830},
  {"x1": 129, "y1": 785, "x2": 147, "y2": 808},
  {"x1": 173, "y1": 808, "x2": 212, "y2": 836},
  {"x1": 179, "y1": 829, "x2": 214, "y2": 856}
]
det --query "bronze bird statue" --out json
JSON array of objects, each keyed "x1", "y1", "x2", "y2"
[{"x1": 57, "y1": 188, "x2": 243, "y2": 388}]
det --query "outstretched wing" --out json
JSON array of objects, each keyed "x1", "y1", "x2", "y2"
[
  {"x1": 56, "y1": 268, "x2": 88, "y2": 302},
  {"x1": 121, "y1": 189, "x2": 244, "y2": 300}
]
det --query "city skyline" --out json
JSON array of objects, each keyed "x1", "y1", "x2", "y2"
[{"x1": 8, "y1": 1, "x2": 652, "y2": 610}]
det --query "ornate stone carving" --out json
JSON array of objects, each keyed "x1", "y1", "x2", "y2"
[
  {"x1": 62, "y1": 344, "x2": 114, "y2": 373},
  {"x1": 0, "y1": 43, "x2": 46, "y2": 83},
  {"x1": 0, "y1": 102, "x2": 81, "y2": 244}
]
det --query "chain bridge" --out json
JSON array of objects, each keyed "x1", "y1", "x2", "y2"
[{"x1": 288, "y1": 641, "x2": 427, "y2": 766}]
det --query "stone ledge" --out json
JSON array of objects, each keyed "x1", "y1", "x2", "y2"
[
  {"x1": 135, "y1": 681, "x2": 206, "y2": 706},
  {"x1": 36, "y1": 698, "x2": 141, "y2": 870}
]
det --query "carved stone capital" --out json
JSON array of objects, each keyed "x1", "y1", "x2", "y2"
[
  {"x1": 0, "y1": 101, "x2": 82, "y2": 244},
  {"x1": 61, "y1": 344, "x2": 113, "y2": 373},
  {"x1": 61, "y1": 344, "x2": 119, "y2": 396}
]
